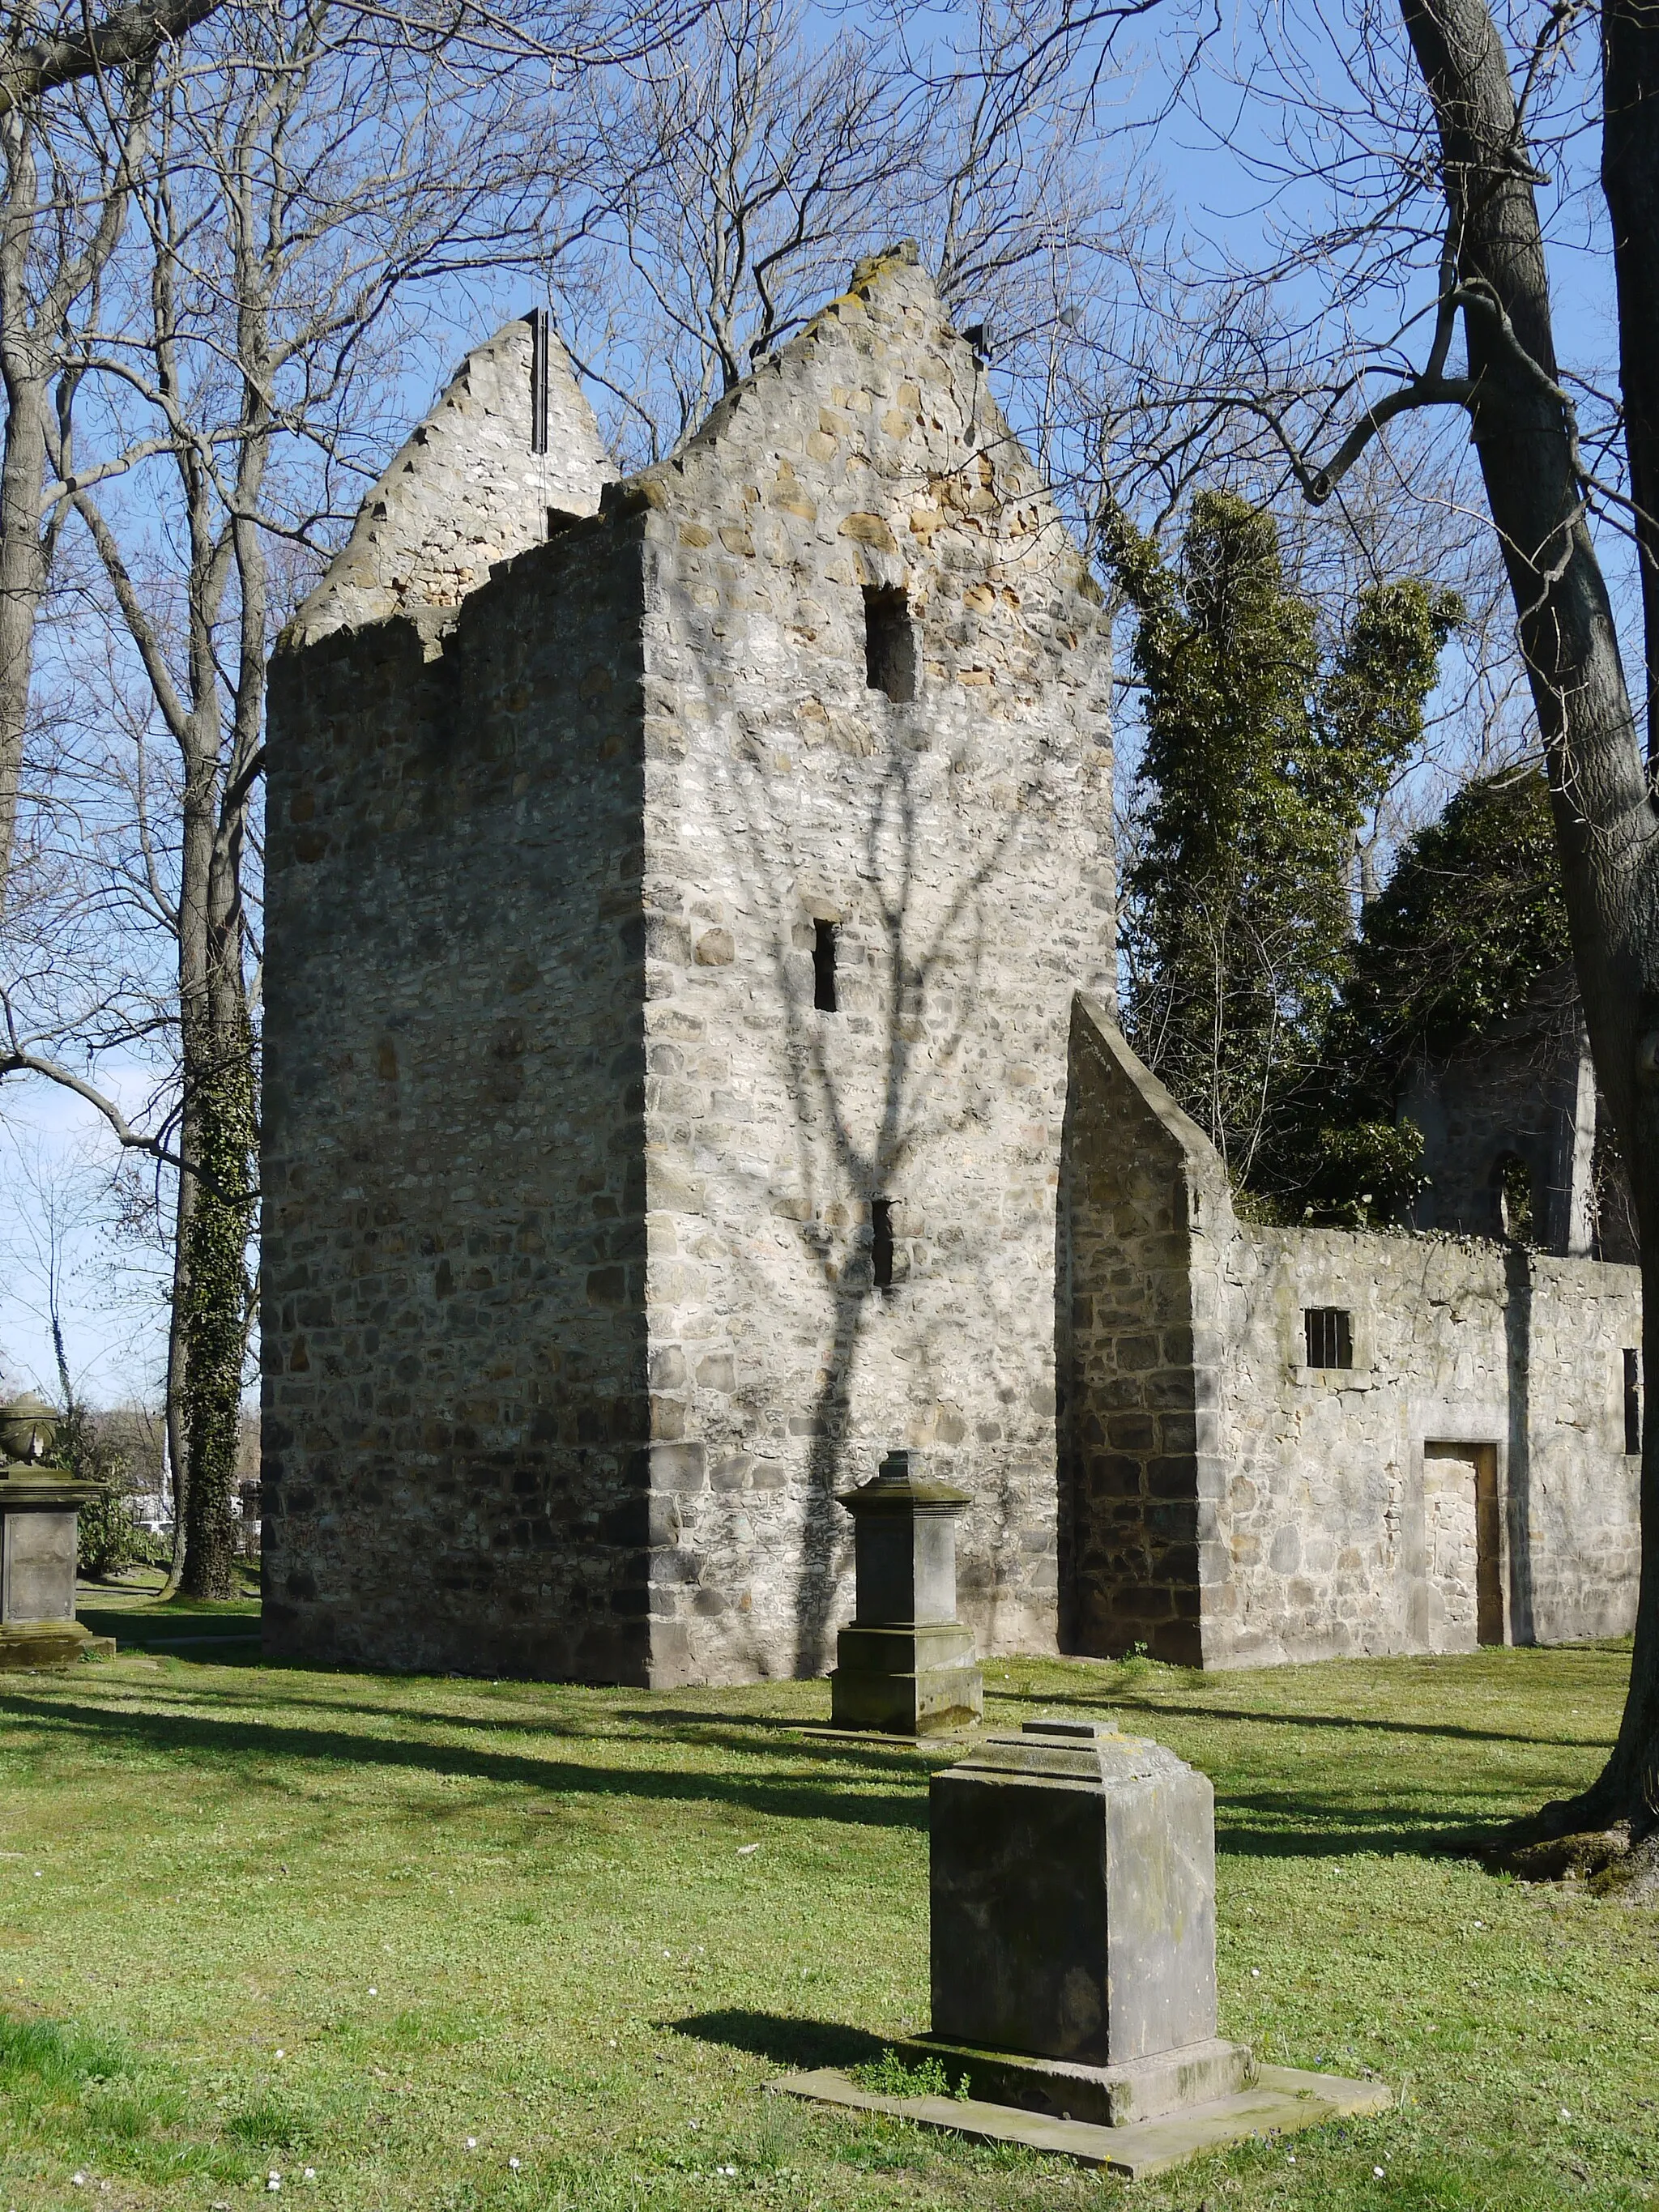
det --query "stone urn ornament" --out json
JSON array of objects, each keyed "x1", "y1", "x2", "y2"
[{"x1": 0, "y1": 1395, "x2": 116, "y2": 1669}]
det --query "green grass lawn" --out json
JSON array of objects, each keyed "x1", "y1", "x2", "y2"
[{"x1": 2, "y1": 1596, "x2": 1655, "y2": 2212}]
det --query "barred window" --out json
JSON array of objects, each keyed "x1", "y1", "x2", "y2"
[{"x1": 1304, "y1": 1306, "x2": 1354, "y2": 1370}]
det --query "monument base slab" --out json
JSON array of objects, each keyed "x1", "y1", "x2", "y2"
[
  {"x1": 899, "y1": 2033, "x2": 1254, "y2": 2125},
  {"x1": 0, "y1": 1622, "x2": 115, "y2": 1671},
  {"x1": 766, "y1": 2063, "x2": 1391, "y2": 2178},
  {"x1": 830, "y1": 1622, "x2": 983, "y2": 1735}
]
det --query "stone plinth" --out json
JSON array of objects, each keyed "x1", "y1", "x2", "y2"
[
  {"x1": 924, "y1": 1716, "x2": 1250, "y2": 2122},
  {"x1": 0, "y1": 1425, "x2": 114, "y2": 1669},
  {"x1": 770, "y1": 1711, "x2": 1388, "y2": 2171},
  {"x1": 830, "y1": 1451, "x2": 982, "y2": 1735}
]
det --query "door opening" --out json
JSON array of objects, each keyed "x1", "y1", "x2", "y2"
[{"x1": 1423, "y1": 1440, "x2": 1504, "y2": 1647}]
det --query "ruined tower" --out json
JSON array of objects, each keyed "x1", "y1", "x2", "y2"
[{"x1": 262, "y1": 248, "x2": 1115, "y2": 1682}]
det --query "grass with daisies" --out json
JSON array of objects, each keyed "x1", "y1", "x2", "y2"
[{"x1": 1, "y1": 1590, "x2": 1656, "y2": 2212}]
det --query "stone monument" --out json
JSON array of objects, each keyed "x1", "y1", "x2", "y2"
[
  {"x1": 0, "y1": 1396, "x2": 116, "y2": 1669},
  {"x1": 829, "y1": 1451, "x2": 982, "y2": 1736},
  {"x1": 769, "y1": 1713, "x2": 1389, "y2": 2174},
  {"x1": 923, "y1": 1717, "x2": 1251, "y2": 2120}
]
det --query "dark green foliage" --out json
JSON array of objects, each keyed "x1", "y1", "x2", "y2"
[
  {"x1": 60, "y1": 1404, "x2": 139, "y2": 1580},
  {"x1": 1302, "y1": 769, "x2": 1569, "y2": 1222},
  {"x1": 1289, "y1": 1118, "x2": 1430, "y2": 1230},
  {"x1": 1337, "y1": 765, "x2": 1570, "y2": 1069},
  {"x1": 1107, "y1": 489, "x2": 1461, "y2": 1200}
]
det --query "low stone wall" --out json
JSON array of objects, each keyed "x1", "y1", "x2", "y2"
[
  {"x1": 1211, "y1": 1227, "x2": 1640, "y2": 1665},
  {"x1": 1062, "y1": 1005, "x2": 1642, "y2": 1666}
]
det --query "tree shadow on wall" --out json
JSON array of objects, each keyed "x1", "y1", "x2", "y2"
[{"x1": 714, "y1": 714, "x2": 1068, "y2": 1677}]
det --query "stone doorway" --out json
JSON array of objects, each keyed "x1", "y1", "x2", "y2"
[{"x1": 1422, "y1": 1442, "x2": 1504, "y2": 1647}]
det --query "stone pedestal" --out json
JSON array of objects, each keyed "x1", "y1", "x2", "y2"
[
  {"x1": 770, "y1": 1711, "x2": 1390, "y2": 2171},
  {"x1": 829, "y1": 1451, "x2": 982, "y2": 1735},
  {"x1": 0, "y1": 1396, "x2": 113, "y2": 1669},
  {"x1": 922, "y1": 1717, "x2": 1252, "y2": 2121}
]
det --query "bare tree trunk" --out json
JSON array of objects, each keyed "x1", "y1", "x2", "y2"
[
  {"x1": 1603, "y1": 0, "x2": 1659, "y2": 769},
  {"x1": 0, "y1": 123, "x2": 52, "y2": 921},
  {"x1": 1402, "y1": 0, "x2": 1659, "y2": 1861},
  {"x1": 160, "y1": 1231, "x2": 189, "y2": 1596}
]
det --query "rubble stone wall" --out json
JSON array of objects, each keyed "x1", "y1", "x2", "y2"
[
  {"x1": 1063, "y1": 1012, "x2": 1642, "y2": 1666},
  {"x1": 262, "y1": 518, "x2": 657, "y2": 1680},
  {"x1": 625, "y1": 249, "x2": 1115, "y2": 1682},
  {"x1": 287, "y1": 321, "x2": 613, "y2": 648},
  {"x1": 263, "y1": 249, "x2": 1115, "y2": 1684}
]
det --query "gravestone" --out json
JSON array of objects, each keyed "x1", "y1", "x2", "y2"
[
  {"x1": 829, "y1": 1450, "x2": 983, "y2": 1735},
  {"x1": 0, "y1": 1396, "x2": 115, "y2": 1669},
  {"x1": 920, "y1": 1717, "x2": 1252, "y2": 2123},
  {"x1": 768, "y1": 1711, "x2": 1392, "y2": 2169}
]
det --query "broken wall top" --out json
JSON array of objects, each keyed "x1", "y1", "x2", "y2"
[
  {"x1": 287, "y1": 318, "x2": 615, "y2": 647},
  {"x1": 615, "y1": 241, "x2": 1101, "y2": 610}
]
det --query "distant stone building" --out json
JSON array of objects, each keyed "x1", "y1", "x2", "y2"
[
  {"x1": 262, "y1": 248, "x2": 1641, "y2": 1683},
  {"x1": 1399, "y1": 962, "x2": 1637, "y2": 1262}
]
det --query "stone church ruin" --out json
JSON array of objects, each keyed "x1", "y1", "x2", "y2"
[{"x1": 262, "y1": 247, "x2": 1641, "y2": 1683}]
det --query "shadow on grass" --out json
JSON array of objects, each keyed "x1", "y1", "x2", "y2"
[
  {"x1": 995, "y1": 1686, "x2": 1616, "y2": 1755},
  {"x1": 75, "y1": 1683, "x2": 950, "y2": 1780},
  {"x1": 0, "y1": 1694, "x2": 930, "y2": 1831},
  {"x1": 669, "y1": 2010, "x2": 889, "y2": 2073},
  {"x1": 0, "y1": 1690, "x2": 1529, "y2": 1860}
]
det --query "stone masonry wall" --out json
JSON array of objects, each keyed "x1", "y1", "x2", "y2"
[
  {"x1": 624, "y1": 248, "x2": 1115, "y2": 1684},
  {"x1": 264, "y1": 246, "x2": 1115, "y2": 1685},
  {"x1": 1060, "y1": 999, "x2": 1229, "y2": 1664},
  {"x1": 262, "y1": 514, "x2": 657, "y2": 1680},
  {"x1": 1210, "y1": 1230, "x2": 1640, "y2": 1663},
  {"x1": 1064, "y1": 1014, "x2": 1642, "y2": 1666},
  {"x1": 288, "y1": 321, "x2": 613, "y2": 648}
]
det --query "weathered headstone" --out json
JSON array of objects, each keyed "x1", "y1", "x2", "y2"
[
  {"x1": 829, "y1": 1451, "x2": 982, "y2": 1736},
  {"x1": 920, "y1": 1717, "x2": 1252, "y2": 2122},
  {"x1": 0, "y1": 1396, "x2": 115, "y2": 1670},
  {"x1": 768, "y1": 1711, "x2": 1391, "y2": 2168}
]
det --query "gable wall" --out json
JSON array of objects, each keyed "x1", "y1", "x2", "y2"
[{"x1": 627, "y1": 256, "x2": 1115, "y2": 1682}]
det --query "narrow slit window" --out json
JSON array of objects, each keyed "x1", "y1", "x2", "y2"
[
  {"x1": 1625, "y1": 1348, "x2": 1642, "y2": 1455},
  {"x1": 528, "y1": 305, "x2": 550, "y2": 455},
  {"x1": 1303, "y1": 1306, "x2": 1353, "y2": 1370},
  {"x1": 813, "y1": 919, "x2": 838, "y2": 1012},
  {"x1": 872, "y1": 1198, "x2": 894, "y2": 1291},
  {"x1": 864, "y1": 586, "x2": 916, "y2": 703}
]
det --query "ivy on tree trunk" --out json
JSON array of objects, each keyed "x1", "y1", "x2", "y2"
[{"x1": 178, "y1": 1008, "x2": 255, "y2": 1601}]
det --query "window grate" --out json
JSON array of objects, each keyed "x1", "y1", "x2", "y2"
[{"x1": 1303, "y1": 1306, "x2": 1353, "y2": 1370}]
